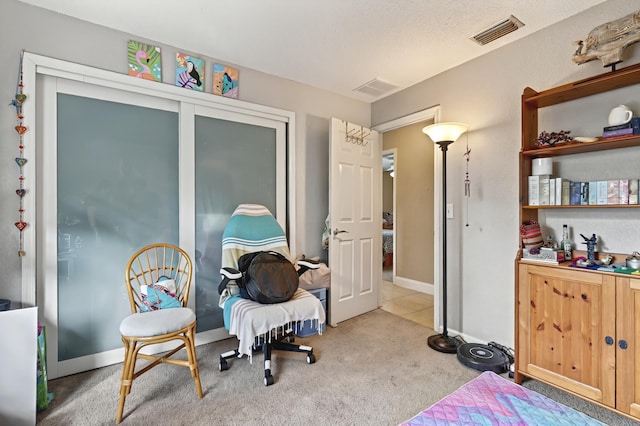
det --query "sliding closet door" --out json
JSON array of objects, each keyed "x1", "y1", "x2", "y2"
[
  {"x1": 36, "y1": 66, "x2": 290, "y2": 378},
  {"x1": 40, "y1": 77, "x2": 179, "y2": 377},
  {"x1": 193, "y1": 107, "x2": 286, "y2": 332}
]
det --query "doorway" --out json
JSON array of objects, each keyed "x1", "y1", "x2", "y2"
[{"x1": 374, "y1": 108, "x2": 439, "y2": 330}]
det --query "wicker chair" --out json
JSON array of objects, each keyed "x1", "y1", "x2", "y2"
[{"x1": 117, "y1": 243, "x2": 203, "y2": 423}]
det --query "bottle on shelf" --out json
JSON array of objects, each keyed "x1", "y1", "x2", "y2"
[{"x1": 561, "y1": 224, "x2": 572, "y2": 261}]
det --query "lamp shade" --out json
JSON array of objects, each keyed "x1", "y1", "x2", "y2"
[{"x1": 422, "y1": 122, "x2": 468, "y2": 143}]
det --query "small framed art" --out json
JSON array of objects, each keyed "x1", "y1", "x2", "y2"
[
  {"x1": 127, "y1": 40, "x2": 161, "y2": 82},
  {"x1": 213, "y1": 63, "x2": 238, "y2": 98},
  {"x1": 176, "y1": 53, "x2": 205, "y2": 91}
]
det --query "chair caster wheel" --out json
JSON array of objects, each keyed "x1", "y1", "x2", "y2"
[
  {"x1": 306, "y1": 353, "x2": 316, "y2": 364},
  {"x1": 219, "y1": 359, "x2": 228, "y2": 371},
  {"x1": 264, "y1": 375, "x2": 274, "y2": 386}
]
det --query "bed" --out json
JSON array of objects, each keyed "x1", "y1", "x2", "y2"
[
  {"x1": 401, "y1": 371, "x2": 605, "y2": 425},
  {"x1": 382, "y1": 228, "x2": 394, "y2": 268}
]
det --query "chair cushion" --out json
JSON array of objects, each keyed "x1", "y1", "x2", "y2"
[{"x1": 119, "y1": 307, "x2": 195, "y2": 337}]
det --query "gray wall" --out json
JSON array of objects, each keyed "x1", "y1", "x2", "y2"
[
  {"x1": 373, "y1": 0, "x2": 640, "y2": 346},
  {"x1": 0, "y1": 0, "x2": 369, "y2": 305}
]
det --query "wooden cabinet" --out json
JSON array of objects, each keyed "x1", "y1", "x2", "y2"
[
  {"x1": 517, "y1": 264, "x2": 640, "y2": 419},
  {"x1": 516, "y1": 264, "x2": 616, "y2": 406},
  {"x1": 516, "y1": 63, "x2": 640, "y2": 421},
  {"x1": 616, "y1": 275, "x2": 640, "y2": 418}
]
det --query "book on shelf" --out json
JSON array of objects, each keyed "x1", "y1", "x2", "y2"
[
  {"x1": 528, "y1": 175, "x2": 539, "y2": 206},
  {"x1": 580, "y1": 182, "x2": 589, "y2": 205},
  {"x1": 630, "y1": 179, "x2": 639, "y2": 204},
  {"x1": 588, "y1": 181, "x2": 597, "y2": 205},
  {"x1": 619, "y1": 179, "x2": 629, "y2": 204},
  {"x1": 602, "y1": 127, "x2": 639, "y2": 138},
  {"x1": 540, "y1": 176, "x2": 550, "y2": 205},
  {"x1": 603, "y1": 117, "x2": 640, "y2": 132},
  {"x1": 570, "y1": 181, "x2": 581, "y2": 205},
  {"x1": 608, "y1": 180, "x2": 619, "y2": 204},
  {"x1": 597, "y1": 180, "x2": 608, "y2": 205},
  {"x1": 549, "y1": 178, "x2": 556, "y2": 205},
  {"x1": 561, "y1": 179, "x2": 571, "y2": 205}
]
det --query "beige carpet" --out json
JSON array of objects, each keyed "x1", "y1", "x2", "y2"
[{"x1": 36, "y1": 309, "x2": 633, "y2": 425}]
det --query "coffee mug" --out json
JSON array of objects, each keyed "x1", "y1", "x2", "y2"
[{"x1": 608, "y1": 105, "x2": 633, "y2": 126}]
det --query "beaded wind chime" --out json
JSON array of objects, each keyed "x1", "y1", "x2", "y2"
[
  {"x1": 11, "y1": 50, "x2": 28, "y2": 257},
  {"x1": 463, "y1": 134, "x2": 471, "y2": 227}
]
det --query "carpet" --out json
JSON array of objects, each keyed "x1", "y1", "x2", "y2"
[{"x1": 36, "y1": 309, "x2": 634, "y2": 425}]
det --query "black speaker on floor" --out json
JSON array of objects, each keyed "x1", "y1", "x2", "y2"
[{"x1": 457, "y1": 343, "x2": 509, "y2": 374}]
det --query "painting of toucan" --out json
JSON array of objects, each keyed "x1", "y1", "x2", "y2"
[{"x1": 176, "y1": 53, "x2": 205, "y2": 92}]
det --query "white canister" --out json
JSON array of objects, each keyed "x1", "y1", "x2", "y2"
[{"x1": 532, "y1": 158, "x2": 552, "y2": 176}]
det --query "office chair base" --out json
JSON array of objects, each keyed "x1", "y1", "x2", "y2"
[{"x1": 218, "y1": 332, "x2": 316, "y2": 386}]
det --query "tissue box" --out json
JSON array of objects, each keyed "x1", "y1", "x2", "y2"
[{"x1": 522, "y1": 248, "x2": 565, "y2": 264}]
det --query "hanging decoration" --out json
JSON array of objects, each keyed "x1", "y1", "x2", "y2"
[
  {"x1": 463, "y1": 133, "x2": 471, "y2": 227},
  {"x1": 11, "y1": 50, "x2": 27, "y2": 257}
]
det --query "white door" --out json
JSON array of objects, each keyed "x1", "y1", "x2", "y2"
[{"x1": 329, "y1": 118, "x2": 382, "y2": 326}]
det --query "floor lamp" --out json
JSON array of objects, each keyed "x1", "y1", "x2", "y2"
[{"x1": 422, "y1": 122, "x2": 468, "y2": 354}]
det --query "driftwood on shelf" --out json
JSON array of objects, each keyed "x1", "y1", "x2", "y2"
[{"x1": 573, "y1": 10, "x2": 640, "y2": 67}]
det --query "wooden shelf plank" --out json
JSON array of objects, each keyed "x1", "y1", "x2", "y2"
[
  {"x1": 523, "y1": 63, "x2": 640, "y2": 108},
  {"x1": 522, "y1": 136, "x2": 640, "y2": 157}
]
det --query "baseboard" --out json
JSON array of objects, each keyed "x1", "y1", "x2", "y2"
[
  {"x1": 394, "y1": 276, "x2": 434, "y2": 295},
  {"x1": 195, "y1": 327, "x2": 232, "y2": 346}
]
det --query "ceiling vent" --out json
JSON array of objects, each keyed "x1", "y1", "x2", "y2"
[
  {"x1": 353, "y1": 78, "x2": 399, "y2": 97},
  {"x1": 470, "y1": 15, "x2": 524, "y2": 46}
]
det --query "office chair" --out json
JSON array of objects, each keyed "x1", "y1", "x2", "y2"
[
  {"x1": 117, "y1": 243, "x2": 203, "y2": 423},
  {"x1": 218, "y1": 204, "x2": 325, "y2": 386}
]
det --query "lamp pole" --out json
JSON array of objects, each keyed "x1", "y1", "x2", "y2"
[
  {"x1": 422, "y1": 122, "x2": 467, "y2": 354},
  {"x1": 427, "y1": 140, "x2": 461, "y2": 353}
]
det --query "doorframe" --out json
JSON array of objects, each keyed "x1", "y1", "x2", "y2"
[
  {"x1": 381, "y1": 147, "x2": 397, "y2": 285},
  {"x1": 372, "y1": 106, "x2": 442, "y2": 331}
]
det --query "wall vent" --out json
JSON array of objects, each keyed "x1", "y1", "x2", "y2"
[
  {"x1": 353, "y1": 78, "x2": 399, "y2": 97},
  {"x1": 471, "y1": 15, "x2": 524, "y2": 46}
]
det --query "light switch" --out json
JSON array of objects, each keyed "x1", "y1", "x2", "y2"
[{"x1": 446, "y1": 203, "x2": 454, "y2": 219}]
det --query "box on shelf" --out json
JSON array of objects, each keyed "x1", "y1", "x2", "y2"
[
  {"x1": 528, "y1": 175, "x2": 548, "y2": 206},
  {"x1": 522, "y1": 247, "x2": 565, "y2": 264}
]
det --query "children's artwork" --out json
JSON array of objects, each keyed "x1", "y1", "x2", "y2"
[
  {"x1": 127, "y1": 40, "x2": 161, "y2": 82},
  {"x1": 175, "y1": 53, "x2": 204, "y2": 91},
  {"x1": 213, "y1": 63, "x2": 239, "y2": 98}
]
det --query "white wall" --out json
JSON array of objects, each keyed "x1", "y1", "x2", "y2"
[
  {"x1": 0, "y1": 0, "x2": 369, "y2": 304},
  {"x1": 372, "y1": 0, "x2": 640, "y2": 347}
]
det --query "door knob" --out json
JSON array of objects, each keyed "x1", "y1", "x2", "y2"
[{"x1": 333, "y1": 229, "x2": 348, "y2": 236}]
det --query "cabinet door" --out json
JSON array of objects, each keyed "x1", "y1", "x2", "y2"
[
  {"x1": 517, "y1": 264, "x2": 616, "y2": 407},
  {"x1": 616, "y1": 276, "x2": 640, "y2": 419}
]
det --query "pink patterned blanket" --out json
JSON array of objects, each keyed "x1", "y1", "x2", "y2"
[{"x1": 401, "y1": 371, "x2": 605, "y2": 425}]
